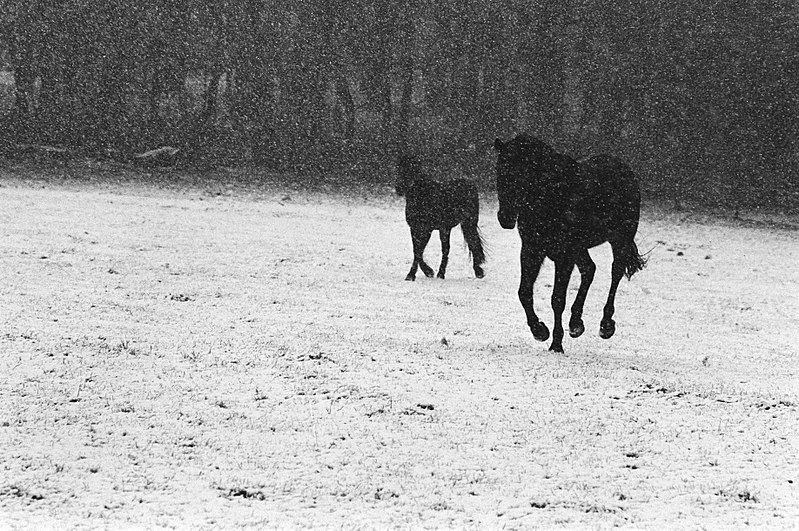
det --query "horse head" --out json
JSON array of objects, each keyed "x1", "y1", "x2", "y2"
[
  {"x1": 493, "y1": 134, "x2": 553, "y2": 229},
  {"x1": 395, "y1": 154, "x2": 423, "y2": 196}
]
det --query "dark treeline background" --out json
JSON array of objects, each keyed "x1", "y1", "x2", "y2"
[{"x1": 0, "y1": 0, "x2": 796, "y2": 208}]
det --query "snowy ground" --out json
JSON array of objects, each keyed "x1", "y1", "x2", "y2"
[{"x1": 1, "y1": 171, "x2": 797, "y2": 529}]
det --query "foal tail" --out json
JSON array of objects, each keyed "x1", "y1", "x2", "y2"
[
  {"x1": 461, "y1": 222, "x2": 486, "y2": 266},
  {"x1": 622, "y1": 240, "x2": 647, "y2": 280}
]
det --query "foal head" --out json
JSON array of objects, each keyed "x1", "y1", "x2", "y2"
[
  {"x1": 395, "y1": 154, "x2": 425, "y2": 197},
  {"x1": 493, "y1": 134, "x2": 554, "y2": 229}
]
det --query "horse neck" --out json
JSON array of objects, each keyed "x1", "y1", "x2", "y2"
[
  {"x1": 513, "y1": 163, "x2": 569, "y2": 218},
  {"x1": 406, "y1": 176, "x2": 434, "y2": 197}
]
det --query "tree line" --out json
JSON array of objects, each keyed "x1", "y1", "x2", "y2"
[{"x1": 0, "y1": 0, "x2": 796, "y2": 207}]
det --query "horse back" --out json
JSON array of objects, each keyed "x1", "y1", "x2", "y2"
[
  {"x1": 522, "y1": 153, "x2": 640, "y2": 249},
  {"x1": 579, "y1": 155, "x2": 639, "y2": 195},
  {"x1": 568, "y1": 154, "x2": 640, "y2": 237},
  {"x1": 582, "y1": 156, "x2": 638, "y2": 212},
  {"x1": 405, "y1": 178, "x2": 479, "y2": 228}
]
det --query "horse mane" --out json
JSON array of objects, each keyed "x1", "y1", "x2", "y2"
[
  {"x1": 397, "y1": 154, "x2": 428, "y2": 179},
  {"x1": 510, "y1": 133, "x2": 548, "y2": 154},
  {"x1": 395, "y1": 154, "x2": 427, "y2": 196},
  {"x1": 508, "y1": 134, "x2": 576, "y2": 182},
  {"x1": 503, "y1": 135, "x2": 587, "y2": 212}
]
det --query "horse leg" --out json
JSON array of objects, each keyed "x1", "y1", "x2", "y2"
[
  {"x1": 405, "y1": 244, "x2": 419, "y2": 282},
  {"x1": 519, "y1": 243, "x2": 549, "y2": 342},
  {"x1": 600, "y1": 242, "x2": 627, "y2": 338},
  {"x1": 461, "y1": 222, "x2": 485, "y2": 278},
  {"x1": 437, "y1": 227, "x2": 451, "y2": 279},
  {"x1": 550, "y1": 257, "x2": 575, "y2": 353},
  {"x1": 406, "y1": 226, "x2": 433, "y2": 281},
  {"x1": 418, "y1": 232, "x2": 435, "y2": 278},
  {"x1": 415, "y1": 228, "x2": 435, "y2": 278},
  {"x1": 569, "y1": 249, "x2": 596, "y2": 338}
]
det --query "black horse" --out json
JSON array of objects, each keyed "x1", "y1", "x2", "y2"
[
  {"x1": 396, "y1": 154, "x2": 486, "y2": 281},
  {"x1": 493, "y1": 134, "x2": 646, "y2": 352}
]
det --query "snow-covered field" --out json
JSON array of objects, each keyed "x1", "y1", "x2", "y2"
[{"x1": 1, "y1": 173, "x2": 797, "y2": 529}]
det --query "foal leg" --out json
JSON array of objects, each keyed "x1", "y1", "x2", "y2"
[
  {"x1": 550, "y1": 258, "x2": 575, "y2": 353},
  {"x1": 569, "y1": 249, "x2": 596, "y2": 338},
  {"x1": 437, "y1": 227, "x2": 451, "y2": 279},
  {"x1": 519, "y1": 243, "x2": 549, "y2": 342},
  {"x1": 600, "y1": 242, "x2": 626, "y2": 338},
  {"x1": 418, "y1": 240, "x2": 435, "y2": 278},
  {"x1": 406, "y1": 227, "x2": 433, "y2": 281},
  {"x1": 461, "y1": 222, "x2": 486, "y2": 278}
]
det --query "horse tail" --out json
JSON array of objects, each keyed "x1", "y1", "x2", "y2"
[
  {"x1": 622, "y1": 240, "x2": 647, "y2": 280},
  {"x1": 461, "y1": 222, "x2": 486, "y2": 266}
]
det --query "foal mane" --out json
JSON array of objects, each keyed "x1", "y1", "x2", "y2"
[
  {"x1": 396, "y1": 154, "x2": 428, "y2": 196},
  {"x1": 396, "y1": 154, "x2": 425, "y2": 174}
]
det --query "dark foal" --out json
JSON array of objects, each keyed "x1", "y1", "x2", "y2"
[
  {"x1": 396, "y1": 154, "x2": 486, "y2": 281},
  {"x1": 494, "y1": 134, "x2": 646, "y2": 352}
]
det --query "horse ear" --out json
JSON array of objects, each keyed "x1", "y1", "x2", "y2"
[{"x1": 493, "y1": 138, "x2": 504, "y2": 152}]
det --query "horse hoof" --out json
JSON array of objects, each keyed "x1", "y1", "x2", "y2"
[
  {"x1": 474, "y1": 267, "x2": 485, "y2": 279},
  {"x1": 422, "y1": 269, "x2": 435, "y2": 278},
  {"x1": 531, "y1": 322, "x2": 550, "y2": 342},
  {"x1": 437, "y1": 271, "x2": 445, "y2": 279},
  {"x1": 549, "y1": 342, "x2": 564, "y2": 353},
  {"x1": 569, "y1": 320, "x2": 585, "y2": 338},
  {"x1": 599, "y1": 319, "x2": 616, "y2": 339},
  {"x1": 405, "y1": 274, "x2": 415, "y2": 281}
]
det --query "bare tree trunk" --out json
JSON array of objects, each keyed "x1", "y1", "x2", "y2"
[
  {"x1": 474, "y1": 5, "x2": 518, "y2": 143},
  {"x1": 379, "y1": 74, "x2": 393, "y2": 146},
  {"x1": 179, "y1": 69, "x2": 224, "y2": 162},
  {"x1": 10, "y1": 57, "x2": 36, "y2": 142},
  {"x1": 204, "y1": 71, "x2": 223, "y2": 120},
  {"x1": 336, "y1": 76, "x2": 356, "y2": 141},
  {"x1": 397, "y1": 60, "x2": 414, "y2": 153},
  {"x1": 532, "y1": 4, "x2": 567, "y2": 144}
]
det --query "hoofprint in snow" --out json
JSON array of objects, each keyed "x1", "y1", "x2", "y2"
[{"x1": 1, "y1": 178, "x2": 797, "y2": 529}]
